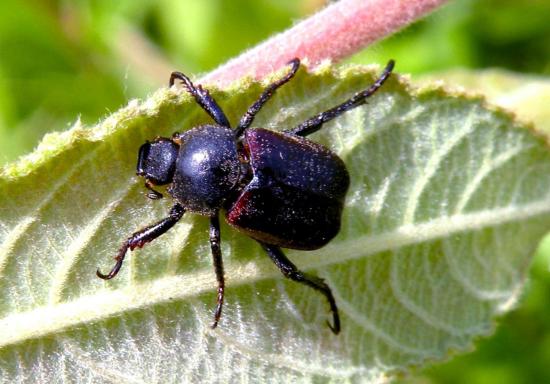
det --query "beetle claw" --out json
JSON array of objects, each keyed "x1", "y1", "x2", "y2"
[
  {"x1": 96, "y1": 258, "x2": 123, "y2": 280},
  {"x1": 96, "y1": 267, "x2": 111, "y2": 280},
  {"x1": 327, "y1": 318, "x2": 340, "y2": 335},
  {"x1": 97, "y1": 243, "x2": 128, "y2": 280}
]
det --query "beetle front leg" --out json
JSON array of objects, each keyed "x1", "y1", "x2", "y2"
[
  {"x1": 97, "y1": 204, "x2": 185, "y2": 280},
  {"x1": 169, "y1": 71, "x2": 231, "y2": 127},
  {"x1": 259, "y1": 242, "x2": 340, "y2": 334},
  {"x1": 209, "y1": 213, "x2": 226, "y2": 329}
]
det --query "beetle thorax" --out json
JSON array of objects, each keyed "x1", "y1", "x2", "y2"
[{"x1": 168, "y1": 125, "x2": 242, "y2": 215}]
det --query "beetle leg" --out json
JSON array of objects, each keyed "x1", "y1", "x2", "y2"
[
  {"x1": 169, "y1": 71, "x2": 231, "y2": 127},
  {"x1": 259, "y1": 242, "x2": 340, "y2": 334},
  {"x1": 287, "y1": 60, "x2": 395, "y2": 137},
  {"x1": 234, "y1": 58, "x2": 301, "y2": 138},
  {"x1": 209, "y1": 213, "x2": 226, "y2": 329},
  {"x1": 96, "y1": 204, "x2": 185, "y2": 280}
]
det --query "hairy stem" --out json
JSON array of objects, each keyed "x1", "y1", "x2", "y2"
[{"x1": 202, "y1": 0, "x2": 448, "y2": 86}]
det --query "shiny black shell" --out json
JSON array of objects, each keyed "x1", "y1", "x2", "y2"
[
  {"x1": 226, "y1": 128, "x2": 350, "y2": 250},
  {"x1": 169, "y1": 125, "x2": 241, "y2": 216}
]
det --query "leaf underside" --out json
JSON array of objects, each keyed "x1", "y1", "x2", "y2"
[{"x1": 0, "y1": 64, "x2": 549, "y2": 383}]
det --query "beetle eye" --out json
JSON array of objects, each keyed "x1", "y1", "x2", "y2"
[{"x1": 136, "y1": 139, "x2": 179, "y2": 185}]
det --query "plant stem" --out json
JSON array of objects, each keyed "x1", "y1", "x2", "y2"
[{"x1": 203, "y1": 0, "x2": 448, "y2": 86}]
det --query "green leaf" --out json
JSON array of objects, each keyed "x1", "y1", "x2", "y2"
[
  {"x1": 1, "y1": 63, "x2": 549, "y2": 382},
  {"x1": 419, "y1": 69, "x2": 550, "y2": 136}
]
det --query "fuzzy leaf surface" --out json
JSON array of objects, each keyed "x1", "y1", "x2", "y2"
[{"x1": 1, "y1": 64, "x2": 549, "y2": 383}]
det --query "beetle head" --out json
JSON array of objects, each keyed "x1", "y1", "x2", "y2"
[{"x1": 136, "y1": 138, "x2": 180, "y2": 185}]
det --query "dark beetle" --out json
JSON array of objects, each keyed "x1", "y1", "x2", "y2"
[{"x1": 97, "y1": 59, "x2": 395, "y2": 334}]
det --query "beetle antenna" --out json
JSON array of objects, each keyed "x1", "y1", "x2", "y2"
[{"x1": 145, "y1": 179, "x2": 163, "y2": 200}]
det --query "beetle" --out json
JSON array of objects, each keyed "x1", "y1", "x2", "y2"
[{"x1": 97, "y1": 58, "x2": 395, "y2": 334}]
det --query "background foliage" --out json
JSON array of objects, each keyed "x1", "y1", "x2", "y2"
[{"x1": 0, "y1": 0, "x2": 549, "y2": 382}]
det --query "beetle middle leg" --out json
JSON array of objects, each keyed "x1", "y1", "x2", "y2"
[
  {"x1": 170, "y1": 71, "x2": 231, "y2": 127},
  {"x1": 209, "y1": 213, "x2": 226, "y2": 329},
  {"x1": 259, "y1": 242, "x2": 340, "y2": 334},
  {"x1": 287, "y1": 59, "x2": 395, "y2": 137},
  {"x1": 97, "y1": 204, "x2": 185, "y2": 280},
  {"x1": 234, "y1": 58, "x2": 301, "y2": 138}
]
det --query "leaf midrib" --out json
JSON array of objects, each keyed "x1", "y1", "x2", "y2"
[{"x1": 0, "y1": 197, "x2": 548, "y2": 350}]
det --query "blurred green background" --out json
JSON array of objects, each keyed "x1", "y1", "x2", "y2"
[{"x1": 1, "y1": 0, "x2": 549, "y2": 382}]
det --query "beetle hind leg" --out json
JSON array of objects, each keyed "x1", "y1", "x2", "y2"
[
  {"x1": 259, "y1": 242, "x2": 340, "y2": 334},
  {"x1": 287, "y1": 59, "x2": 395, "y2": 137}
]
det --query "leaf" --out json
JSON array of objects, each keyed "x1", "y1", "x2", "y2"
[
  {"x1": 1, "y1": 63, "x2": 549, "y2": 383},
  {"x1": 419, "y1": 69, "x2": 550, "y2": 136}
]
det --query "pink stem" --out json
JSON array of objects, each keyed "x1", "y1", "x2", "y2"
[{"x1": 202, "y1": 0, "x2": 448, "y2": 86}]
